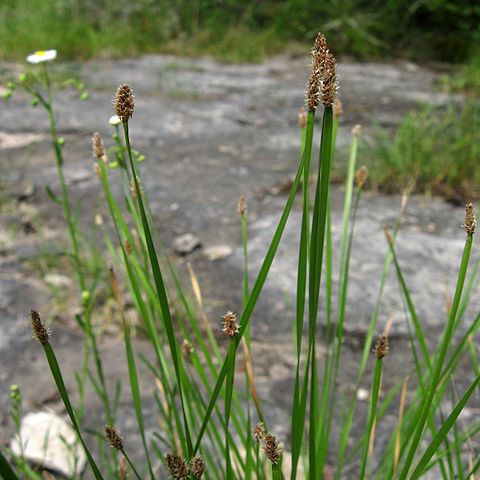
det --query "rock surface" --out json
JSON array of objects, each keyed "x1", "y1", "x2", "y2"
[
  {"x1": 0, "y1": 54, "x2": 478, "y2": 479},
  {"x1": 10, "y1": 411, "x2": 87, "y2": 477}
]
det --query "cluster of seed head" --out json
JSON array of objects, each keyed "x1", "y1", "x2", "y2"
[
  {"x1": 92, "y1": 132, "x2": 104, "y2": 160},
  {"x1": 114, "y1": 84, "x2": 135, "y2": 123},
  {"x1": 355, "y1": 166, "x2": 368, "y2": 188},
  {"x1": 238, "y1": 195, "x2": 247, "y2": 216},
  {"x1": 190, "y1": 456, "x2": 206, "y2": 478},
  {"x1": 463, "y1": 203, "x2": 476, "y2": 236},
  {"x1": 333, "y1": 98, "x2": 343, "y2": 118},
  {"x1": 298, "y1": 106, "x2": 307, "y2": 128},
  {"x1": 253, "y1": 422, "x2": 265, "y2": 442},
  {"x1": 165, "y1": 453, "x2": 189, "y2": 479},
  {"x1": 375, "y1": 334, "x2": 389, "y2": 359},
  {"x1": 222, "y1": 311, "x2": 239, "y2": 337},
  {"x1": 165, "y1": 453, "x2": 205, "y2": 479},
  {"x1": 262, "y1": 433, "x2": 282, "y2": 465},
  {"x1": 306, "y1": 33, "x2": 338, "y2": 111},
  {"x1": 123, "y1": 238, "x2": 133, "y2": 255},
  {"x1": 105, "y1": 425, "x2": 124, "y2": 450},
  {"x1": 182, "y1": 339, "x2": 194, "y2": 357},
  {"x1": 31, "y1": 309, "x2": 50, "y2": 345}
]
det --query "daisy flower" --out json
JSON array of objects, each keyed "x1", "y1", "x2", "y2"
[
  {"x1": 108, "y1": 115, "x2": 121, "y2": 126},
  {"x1": 26, "y1": 50, "x2": 57, "y2": 64}
]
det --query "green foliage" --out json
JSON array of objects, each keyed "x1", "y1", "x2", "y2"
[
  {"x1": 3, "y1": 35, "x2": 480, "y2": 480},
  {"x1": 0, "y1": 0, "x2": 479, "y2": 61},
  {"x1": 361, "y1": 100, "x2": 480, "y2": 201}
]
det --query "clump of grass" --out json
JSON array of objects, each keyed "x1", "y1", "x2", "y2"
[
  {"x1": 0, "y1": 0, "x2": 478, "y2": 62},
  {"x1": 360, "y1": 100, "x2": 480, "y2": 202},
  {"x1": 2, "y1": 33, "x2": 480, "y2": 480}
]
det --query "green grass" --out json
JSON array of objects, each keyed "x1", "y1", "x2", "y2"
[
  {"x1": 3, "y1": 33, "x2": 480, "y2": 480},
  {"x1": 359, "y1": 100, "x2": 480, "y2": 202},
  {"x1": 0, "y1": 0, "x2": 478, "y2": 62},
  {"x1": 438, "y1": 50, "x2": 480, "y2": 96}
]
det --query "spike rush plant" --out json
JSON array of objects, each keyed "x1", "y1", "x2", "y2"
[{"x1": 3, "y1": 33, "x2": 480, "y2": 480}]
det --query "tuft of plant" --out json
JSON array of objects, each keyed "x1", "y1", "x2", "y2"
[
  {"x1": 360, "y1": 100, "x2": 480, "y2": 202},
  {"x1": 2, "y1": 34, "x2": 480, "y2": 480}
]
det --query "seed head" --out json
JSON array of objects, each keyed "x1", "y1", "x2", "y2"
[
  {"x1": 253, "y1": 422, "x2": 265, "y2": 442},
  {"x1": 105, "y1": 425, "x2": 124, "y2": 450},
  {"x1": 190, "y1": 456, "x2": 206, "y2": 478},
  {"x1": 298, "y1": 106, "x2": 307, "y2": 128},
  {"x1": 352, "y1": 124, "x2": 362, "y2": 137},
  {"x1": 463, "y1": 203, "x2": 476, "y2": 236},
  {"x1": 114, "y1": 84, "x2": 135, "y2": 123},
  {"x1": 306, "y1": 33, "x2": 338, "y2": 111},
  {"x1": 333, "y1": 98, "x2": 343, "y2": 118},
  {"x1": 262, "y1": 433, "x2": 282, "y2": 464},
  {"x1": 131, "y1": 228, "x2": 141, "y2": 251},
  {"x1": 222, "y1": 311, "x2": 239, "y2": 337},
  {"x1": 92, "y1": 132, "x2": 104, "y2": 160},
  {"x1": 355, "y1": 166, "x2": 368, "y2": 188},
  {"x1": 124, "y1": 238, "x2": 133, "y2": 255},
  {"x1": 320, "y1": 52, "x2": 337, "y2": 107},
  {"x1": 31, "y1": 309, "x2": 49, "y2": 345},
  {"x1": 375, "y1": 334, "x2": 389, "y2": 358},
  {"x1": 165, "y1": 453, "x2": 188, "y2": 479},
  {"x1": 182, "y1": 339, "x2": 193, "y2": 357},
  {"x1": 306, "y1": 70, "x2": 321, "y2": 112},
  {"x1": 238, "y1": 195, "x2": 247, "y2": 216}
]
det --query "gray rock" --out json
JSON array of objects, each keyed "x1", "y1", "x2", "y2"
[
  {"x1": 10, "y1": 411, "x2": 86, "y2": 478},
  {"x1": 173, "y1": 233, "x2": 201, "y2": 255}
]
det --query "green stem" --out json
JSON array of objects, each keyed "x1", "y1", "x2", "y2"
[
  {"x1": 122, "y1": 121, "x2": 193, "y2": 457},
  {"x1": 398, "y1": 231, "x2": 474, "y2": 479},
  {"x1": 44, "y1": 102, "x2": 85, "y2": 291}
]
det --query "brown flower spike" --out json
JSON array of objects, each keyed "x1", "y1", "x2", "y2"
[
  {"x1": 92, "y1": 132, "x2": 104, "y2": 160},
  {"x1": 262, "y1": 433, "x2": 282, "y2": 464},
  {"x1": 464, "y1": 203, "x2": 476, "y2": 236},
  {"x1": 306, "y1": 33, "x2": 338, "y2": 111},
  {"x1": 222, "y1": 311, "x2": 239, "y2": 337},
  {"x1": 375, "y1": 334, "x2": 389, "y2": 358},
  {"x1": 253, "y1": 422, "x2": 265, "y2": 442},
  {"x1": 165, "y1": 453, "x2": 188, "y2": 479},
  {"x1": 355, "y1": 166, "x2": 368, "y2": 188},
  {"x1": 190, "y1": 456, "x2": 206, "y2": 478},
  {"x1": 114, "y1": 84, "x2": 135, "y2": 123},
  {"x1": 31, "y1": 309, "x2": 49, "y2": 345},
  {"x1": 105, "y1": 425, "x2": 124, "y2": 450},
  {"x1": 238, "y1": 195, "x2": 247, "y2": 216}
]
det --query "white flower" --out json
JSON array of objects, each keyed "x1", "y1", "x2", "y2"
[
  {"x1": 26, "y1": 50, "x2": 57, "y2": 64},
  {"x1": 108, "y1": 115, "x2": 121, "y2": 126}
]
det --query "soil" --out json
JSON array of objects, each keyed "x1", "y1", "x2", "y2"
[{"x1": 0, "y1": 54, "x2": 478, "y2": 479}]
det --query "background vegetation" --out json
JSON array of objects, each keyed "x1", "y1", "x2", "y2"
[{"x1": 0, "y1": 0, "x2": 479, "y2": 62}]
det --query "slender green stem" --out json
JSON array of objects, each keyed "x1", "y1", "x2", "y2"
[
  {"x1": 193, "y1": 130, "x2": 306, "y2": 455},
  {"x1": 122, "y1": 121, "x2": 193, "y2": 457},
  {"x1": 224, "y1": 339, "x2": 237, "y2": 479},
  {"x1": 398, "y1": 231, "x2": 474, "y2": 479},
  {"x1": 359, "y1": 358, "x2": 383, "y2": 480},
  {"x1": 44, "y1": 100, "x2": 85, "y2": 292},
  {"x1": 42, "y1": 342, "x2": 104, "y2": 480},
  {"x1": 307, "y1": 105, "x2": 334, "y2": 479},
  {"x1": 290, "y1": 110, "x2": 315, "y2": 480},
  {"x1": 121, "y1": 449, "x2": 143, "y2": 480}
]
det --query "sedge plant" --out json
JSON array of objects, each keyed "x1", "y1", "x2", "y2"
[{"x1": 2, "y1": 34, "x2": 480, "y2": 480}]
